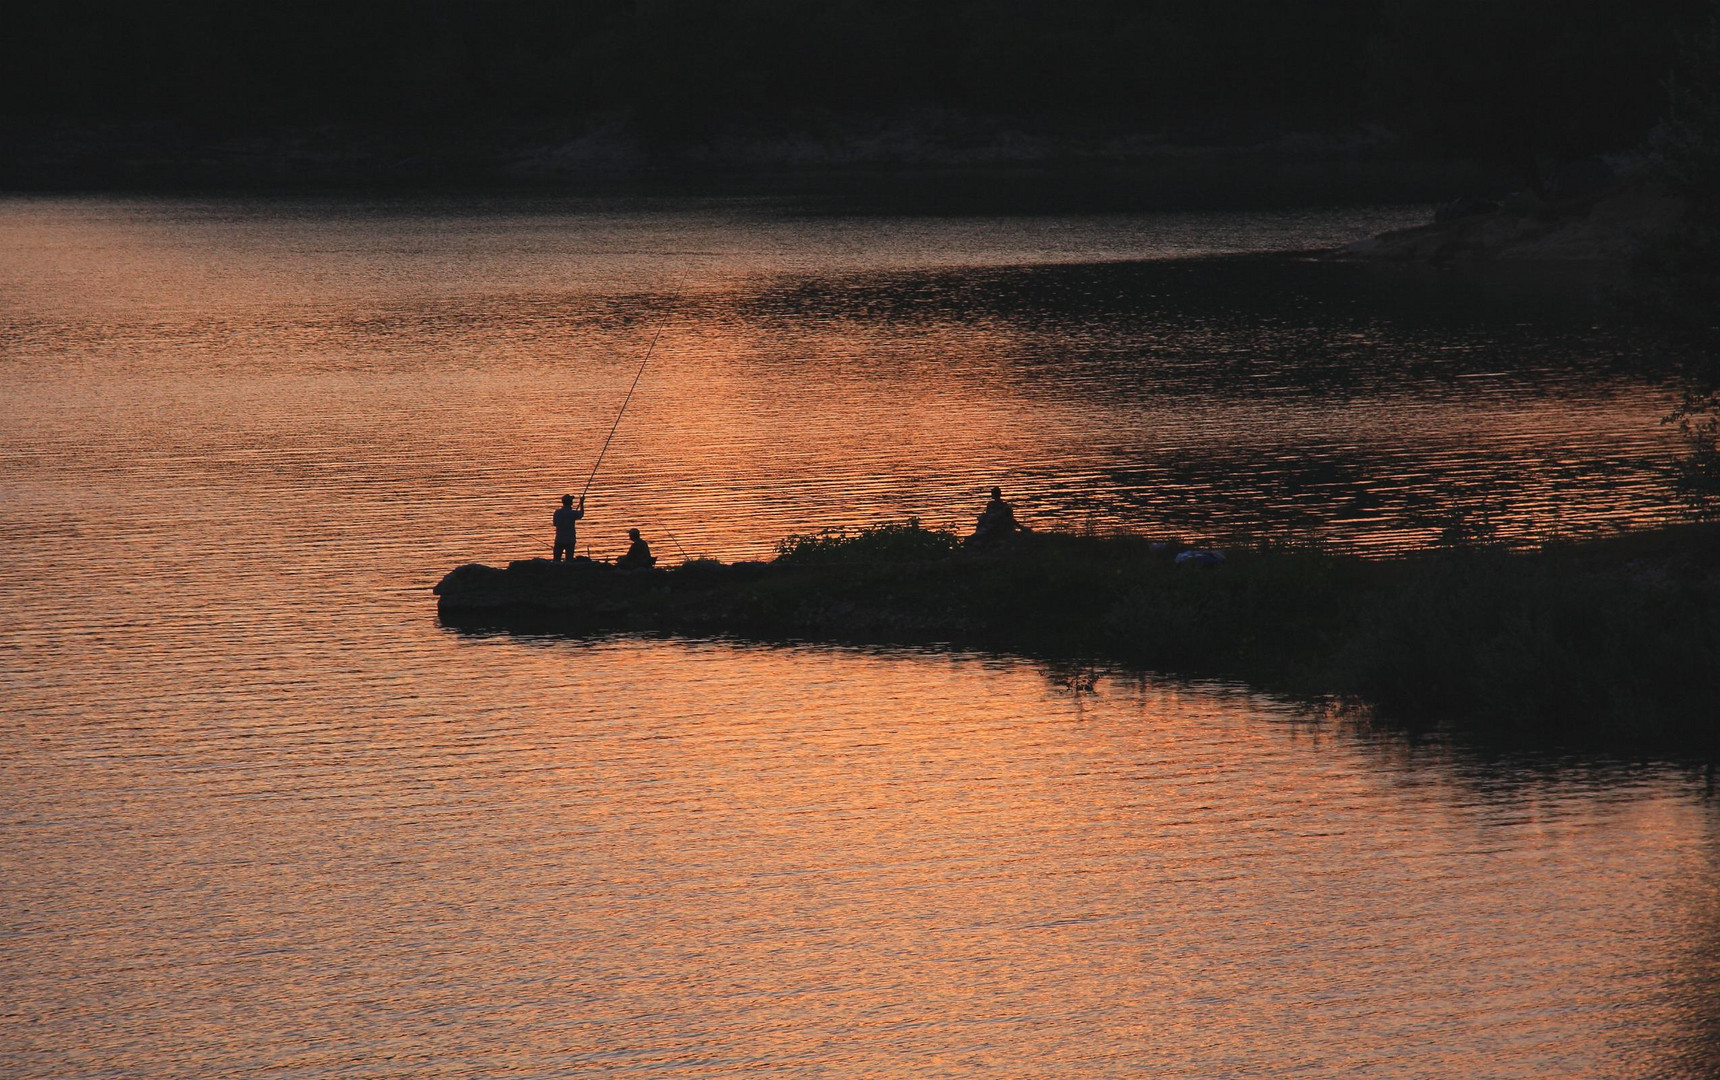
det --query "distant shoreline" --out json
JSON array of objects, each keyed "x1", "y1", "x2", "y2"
[{"x1": 0, "y1": 121, "x2": 1506, "y2": 213}]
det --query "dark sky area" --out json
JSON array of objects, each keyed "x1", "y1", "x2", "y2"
[{"x1": 1, "y1": 1, "x2": 1713, "y2": 189}]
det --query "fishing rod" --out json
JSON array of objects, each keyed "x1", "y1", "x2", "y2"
[
  {"x1": 511, "y1": 272, "x2": 691, "y2": 561},
  {"x1": 579, "y1": 276, "x2": 686, "y2": 504}
]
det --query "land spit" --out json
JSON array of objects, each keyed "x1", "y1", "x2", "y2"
[{"x1": 437, "y1": 523, "x2": 1720, "y2": 751}]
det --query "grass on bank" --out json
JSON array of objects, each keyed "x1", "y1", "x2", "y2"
[{"x1": 746, "y1": 521, "x2": 1720, "y2": 750}]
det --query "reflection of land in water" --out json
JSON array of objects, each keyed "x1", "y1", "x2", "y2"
[{"x1": 711, "y1": 254, "x2": 1680, "y2": 552}]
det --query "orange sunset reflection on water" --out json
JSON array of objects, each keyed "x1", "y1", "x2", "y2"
[
  {"x1": 5, "y1": 637, "x2": 1718, "y2": 1077},
  {"x1": 1, "y1": 197, "x2": 1716, "y2": 1078}
]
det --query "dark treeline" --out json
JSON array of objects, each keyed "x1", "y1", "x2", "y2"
[
  {"x1": 6, "y1": 1, "x2": 1382, "y2": 132},
  {"x1": 2, "y1": 1, "x2": 1711, "y2": 170}
]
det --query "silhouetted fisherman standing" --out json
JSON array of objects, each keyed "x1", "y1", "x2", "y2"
[
  {"x1": 553, "y1": 494, "x2": 585, "y2": 561},
  {"x1": 616, "y1": 527, "x2": 656, "y2": 570}
]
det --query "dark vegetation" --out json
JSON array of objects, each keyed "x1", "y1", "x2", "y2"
[
  {"x1": 1, "y1": 1, "x2": 1710, "y2": 197},
  {"x1": 436, "y1": 521, "x2": 1720, "y2": 752},
  {"x1": 1645, "y1": 5, "x2": 1720, "y2": 510}
]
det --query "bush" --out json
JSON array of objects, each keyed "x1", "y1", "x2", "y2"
[{"x1": 774, "y1": 519, "x2": 961, "y2": 564}]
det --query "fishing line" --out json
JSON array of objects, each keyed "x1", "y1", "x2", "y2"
[{"x1": 652, "y1": 520, "x2": 691, "y2": 562}]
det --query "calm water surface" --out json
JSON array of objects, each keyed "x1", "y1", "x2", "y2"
[{"x1": 2, "y1": 197, "x2": 1716, "y2": 1078}]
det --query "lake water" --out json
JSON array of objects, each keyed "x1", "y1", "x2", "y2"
[{"x1": 2, "y1": 196, "x2": 1716, "y2": 1078}]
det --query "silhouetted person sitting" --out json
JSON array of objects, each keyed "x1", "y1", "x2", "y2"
[
  {"x1": 553, "y1": 494, "x2": 585, "y2": 562},
  {"x1": 616, "y1": 528, "x2": 656, "y2": 570},
  {"x1": 966, "y1": 486, "x2": 1027, "y2": 548}
]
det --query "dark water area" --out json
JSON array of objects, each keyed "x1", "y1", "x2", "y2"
[
  {"x1": 730, "y1": 252, "x2": 1679, "y2": 552},
  {"x1": 2, "y1": 196, "x2": 1716, "y2": 1077}
]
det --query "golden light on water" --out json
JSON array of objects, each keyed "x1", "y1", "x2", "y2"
[{"x1": 1, "y1": 197, "x2": 1715, "y2": 1078}]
